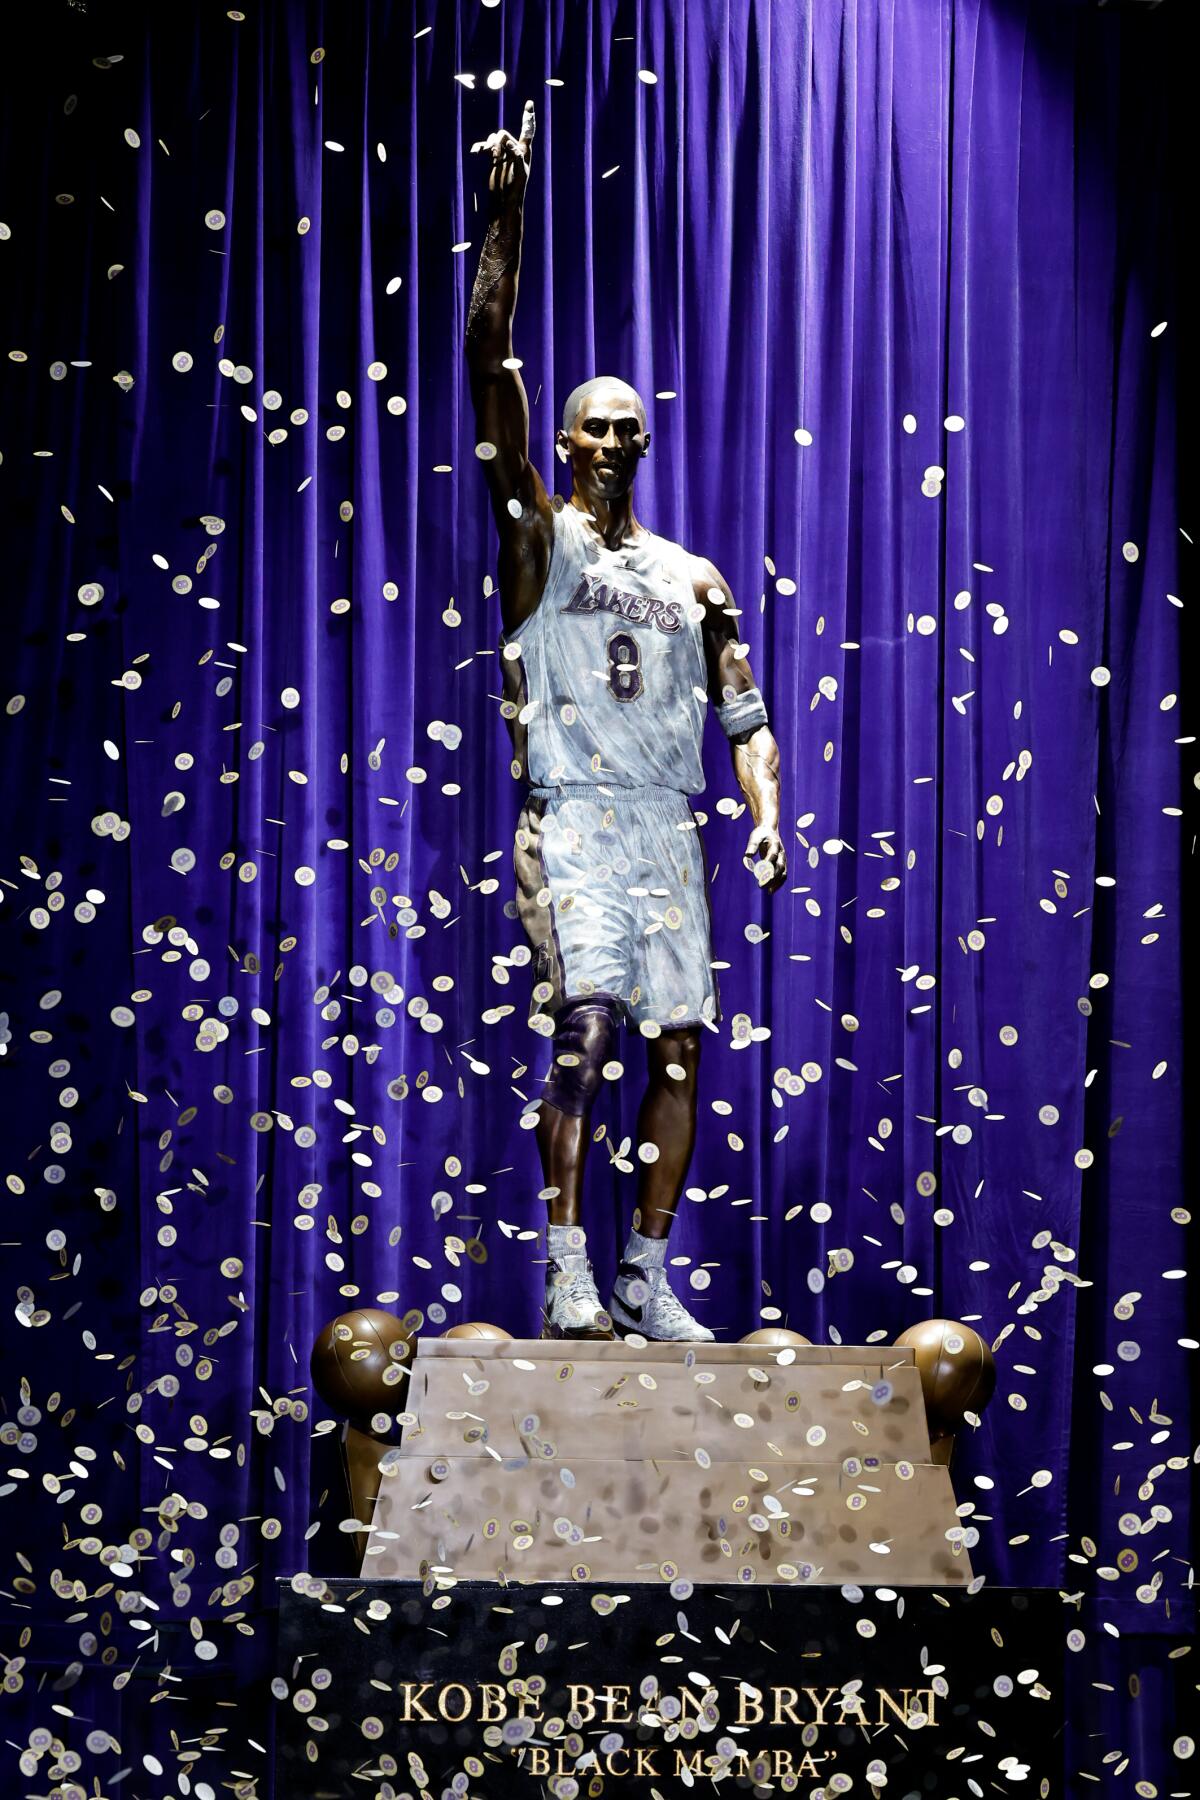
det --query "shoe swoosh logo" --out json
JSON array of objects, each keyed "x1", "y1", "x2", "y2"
[{"x1": 619, "y1": 1296, "x2": 644, "y2": 1321}]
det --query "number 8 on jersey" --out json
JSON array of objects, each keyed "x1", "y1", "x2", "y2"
[{"x1": 606, "y1": 630, "x2": 644, "y2": 702}]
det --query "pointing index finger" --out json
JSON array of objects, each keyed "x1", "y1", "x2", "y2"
[{"x1": 519, "y1": 99, "x2": 536, "y2": 147}]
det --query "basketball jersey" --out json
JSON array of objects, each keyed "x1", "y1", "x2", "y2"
[{"x1": 499, "y1": 497, "x2": 708, "y2": 794}]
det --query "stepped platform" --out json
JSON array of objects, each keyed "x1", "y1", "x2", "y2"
[{"x1": 363, "y1": 1338, "x2": 971, "y2": 1586}]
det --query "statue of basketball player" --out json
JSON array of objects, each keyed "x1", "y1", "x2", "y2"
[{"x1": 465, "y1": 101, "x2": 786, "y2": 1341}]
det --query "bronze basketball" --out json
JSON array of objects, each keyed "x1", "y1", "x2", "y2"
[
  {"x1": 440, "y1": 1321, "x2": 514, "y2": 1341},
  {"x1": 894, "y1": 1318, "x2": 996, "y2": 1441},
  {"x1": 739, "y1": 1327, "x2": 813, "y2": 1348},
  {"x1": 310, "y1": 1307, "x2": 414, "y2": 1426}
]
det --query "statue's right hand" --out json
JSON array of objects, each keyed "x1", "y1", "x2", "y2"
[{"x1": 471, "y1": 99, "x2": 536, "y2": 204}]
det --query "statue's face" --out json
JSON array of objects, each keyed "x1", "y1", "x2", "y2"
[{"x1": 556, "y1": 387, "x2": 650, "y2": 499}]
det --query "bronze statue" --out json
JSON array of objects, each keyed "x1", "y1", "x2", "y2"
[{"x1": 465, "y1": 102, "x2": 786, "y2": 1340}]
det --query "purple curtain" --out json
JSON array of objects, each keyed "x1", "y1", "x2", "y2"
[{"x1": 0, "y1": 0, "x2": 1191, "y2": 1786}]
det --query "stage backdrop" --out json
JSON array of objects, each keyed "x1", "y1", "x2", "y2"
[{"x1": 0, "y1": 0, "x2": 1192, "y2": 1790}]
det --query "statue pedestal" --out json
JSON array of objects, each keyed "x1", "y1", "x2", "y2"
[
  {"x1": 365, "y1": 1338, "x2": 972, "y2": 1586},
  {"x1": 274, "y1": 1579, "x2": 1063, "y2": 1798}
]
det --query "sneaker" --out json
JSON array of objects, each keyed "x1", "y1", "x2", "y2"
[
  {"x1": 544, "y1": 1253, "x2": 613, "y2": 1339},
  {"x1": 610, "y1": 1262, "x2": 715, "y2": 1342}
]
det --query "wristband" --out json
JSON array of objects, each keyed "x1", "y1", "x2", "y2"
[{"x1": 715, "y1": 685, "x2": 769, "y2": 741}]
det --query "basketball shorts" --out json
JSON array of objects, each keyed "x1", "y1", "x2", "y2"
[{"x1": 513, "y1": 783, "x2": 722, "y2": 1033}]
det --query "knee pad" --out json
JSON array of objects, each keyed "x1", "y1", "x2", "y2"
[{"x1": 542, "y1": 995, "x2": 622, "y2": 1117}]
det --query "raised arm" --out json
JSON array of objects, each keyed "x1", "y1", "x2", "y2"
[
  {"x1": 696, "y1": 557, "x2": 788, "y2": 893},
  {"x1": 465, "y1": 99, "x2": 553, "y2": 635}
]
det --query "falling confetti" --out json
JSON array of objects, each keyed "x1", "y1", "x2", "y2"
[{"x1": 0, "y1": 5, "x2": 1193, "y2": 1799}]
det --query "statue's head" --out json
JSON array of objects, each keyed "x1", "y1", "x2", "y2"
[{"x1": 555, "y1": 378, "x2": 650, "y2": 502}]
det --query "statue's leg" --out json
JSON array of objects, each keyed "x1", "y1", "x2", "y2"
[
  {"x1": 514, "y1": 793, "x2": 633, "y2": 1334},
  {"x1": 534, "y1": 994, "x2": 624, "y2": 1338},
  {"x1": 535, "y1": 993, "x2": 624, "y2": 1226},
  {"x1": 632, "y1": 1026, "x2": 702, "y2": 1239},
  {"x1": 600, "y1": 792, "x2": 719, "y2": 1340},
  {"x1": 610, "y1": 1027, "x2": 714, "y2": 1341}
]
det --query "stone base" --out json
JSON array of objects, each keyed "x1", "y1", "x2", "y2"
[
  {"x1": 364, "y1": 1338, "x2": 973, "y2": 1585},
  {"x1": 275, "y1": 1578, "x2": 1063, "y2": 1799}
]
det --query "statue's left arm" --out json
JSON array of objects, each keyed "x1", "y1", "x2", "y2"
[{"x1": 695, "y1": 557, "x2": 788, "y2": 894}]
